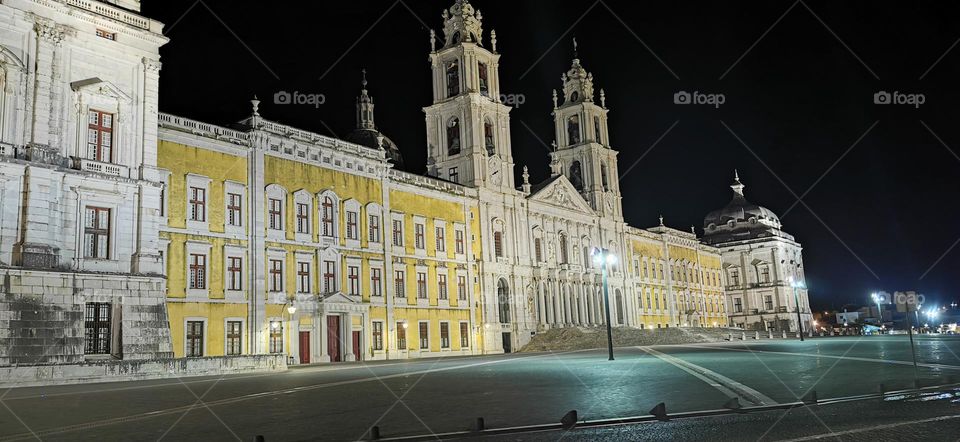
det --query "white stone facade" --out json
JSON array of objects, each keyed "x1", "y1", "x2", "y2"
[{"x1": 0, "y1": 0, "x2": 172, "y2": 366}]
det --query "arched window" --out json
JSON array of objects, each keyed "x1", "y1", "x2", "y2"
[
  {"x1": 567, "y1": 115, "x2": 581, "y2": 145},
  {"x1": 569, "y1": 161, "x2": 583, "y2": 191},
  {"x1": 447, "y1": 118, "x2": 461, "y2": 156},
  {"x1": 484, "y1": 120, "x2": 495, "y2": 155},
  {"x1": 446, "y1": 61, "x2": 460, "y2": 98},
  {"x1": 594, "y1": 116, "x2": 602, "y2": 144},
  {"x1": 583, "y1": 245, "x2": 591, "y2": 268},
  {"x1": 321, "y1": 196, "x2": 335, "y2": 237},
  {"x1": 497, "y1": 279, "x2": 510, "y2": 324},
  {"x1": 559, "y1": 233, "x2": 569, "y2": 264},
  {"x1": 478, "y1": 62, "x2": 489, "y2": 96},
  {"x1": 601, "y1": 163, "x2": 609, "y2": 191}
]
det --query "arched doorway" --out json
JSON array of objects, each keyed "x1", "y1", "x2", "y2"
[{"x1": 497, "y1": 279, "x2": 512, "y2": 353}]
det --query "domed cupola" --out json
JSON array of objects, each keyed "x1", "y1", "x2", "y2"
[
  {"x1": 344, "y1": 70, "x2": 405, "y2": 170},
  {"x1": 703, "y1": 171, "x2": 782, "y2": 238}
]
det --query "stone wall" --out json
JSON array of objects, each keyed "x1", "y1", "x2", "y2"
[
  {"x1": 0, "y1": 269, "x2": 174, "y2": 366},
  {"x1": 0, "y1": 354, "x2": 287, "y2": 388}
]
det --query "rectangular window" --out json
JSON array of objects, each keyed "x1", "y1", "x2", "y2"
[
  {"x1": 368, "y1": 215, "x2": 381, "y2": 243},
  {"x1": 449, "y1": 167, "x2": 459, "y2": 184},
  {"x1": 346, "y1": 211, "x2": 358, "y2": 240},
  {"x1": 189, "y1": 187, "x2": 206, "y2": 222},
  {"x1": 438, "y1": 274, "x2": 448, "y2": 300},
  {"x1": 269, "y1": 198, "x2": 283, "y2": 230},
  {"x1": 226, "y1": 321, "x2": 242, "y2": 356},
  {"x1": 417, "y1": 272, "x2": 427, "y2": 299},
  {"x1": 186, "y1": 320, "x2": 204, "y2": 357},
  {"x1": 84, "y1": 302, "x2": 111, "y2": 355},
  {"x1": 478, "y1": 62, "x2": 489, "y2": 96},
  {"x1": 457, "y1": 276, "x2": 467, "y2": 300},
  {"x1": 269, "y1": 259, "x2": 283, "y2": 292},
  {"x1": 370, "y1": 268, "x2": 383, "y2": 297},
  {"x1": 392, "y1": 220, "x2": 403, "y2": 246},
  {"x1": 493, "y1": 231, "x2": 504, "y2": 257},
  {"x1": 435, "y1": 226, "x2": 446, "y2": 252},
  {"x1": 87, "y1": 110, "x2": 113, "y2": 162},
  {"x1": 440, "y1": 322, "x2": 450, "y2": 349},
  {"x1": 296, "y1": 203, "x2": 309, "y2": 233},
  {"x1": 455, "y1": 230, "x2": 465, "y2": 254},
  {"x1": 731, "y1": 270, "x2": 740, "y2": 286},
  {"x1": 372, "y1": 321, "x2": 384, "y2": 351},
  {"x1": 395, "y1": 270, "x2": 405, "y2": 297},
  {"x1": 415, "y1": 223, "x2": 425, "y2": 250},
  {"x1": 227, "y1": 257, "x2": 242, "y2": 291},
  {"x1": 419, "y1": 322, "x2": 429, "y2": 350},
  {"x1": 96, "y1": 29, "x2": 116, "y2": 40},
  {"x1": 323, "y1": 260, "x2": 336, "y2": 293},
  {"x1": 189, "y1": 254, "x2": 207, "y2": 290},
  {"x1": 227, "y1": 193, "x2": 242, "y2": 226},
  {"x1": 764, "y1": 295, "x2": 774, "y2": 311},
  {"x1": 297, "y1": 262, "x2": 310, "y2": 293},
  {"x1": 761, "y1": 267, "x2": 770, "y2": 283},
  {"x1": 534, "y1": 237, "x2": 543, "y2": 263},
  {"x1": 83, "y1": 207, "x2": 110, "y2": 259},
  {"x1": 348, "y1": 265, "x2": 360, "y2": 296},
  {"x1": 459, "y1": 322, "x2": 469, "y2": 348},
  {"x1": 396, "y1": 322, "x2": 407, "y2": 349},
  {"x1": 269, "y1": 321, "x2": 283, "y2": 353}
]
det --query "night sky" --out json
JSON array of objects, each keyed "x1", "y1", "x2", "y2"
[{"x1": 141, "y1": 0, "x2": 960, "y2": 310}]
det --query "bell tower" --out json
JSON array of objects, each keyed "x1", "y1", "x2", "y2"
[
  {"x1": 424, "y1": 0, "x2": 514, "y2": 191},
  {"x1": 549, "y1": 41, "x2": 622, "y2": 220}
]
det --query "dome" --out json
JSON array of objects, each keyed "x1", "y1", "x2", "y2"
[
  {"x1": 345, "y1": 129, "x2": 405, "y2": 170},
  {"x1": 702, "y1": 172, "x2": 783, "y2": 239},
  {"x1": 344, "y1": 70, "x2": 405, "y2": 170}
]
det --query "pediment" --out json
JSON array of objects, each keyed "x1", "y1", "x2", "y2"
[
  {"x1": 527, "y1": 175, "x2": 595, "y2": 214},
  {"x1": 70, "y1": 78, "x2": 132, "y2": 102},
  {"x1": 320, "y1": 292, "x2": 361, "y2": 305}
]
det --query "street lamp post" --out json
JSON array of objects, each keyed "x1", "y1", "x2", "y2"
[
  {"x1": 871, "y1": 293, "x2": 883, "y2": 326},
  {"x1": 592, "y1": 247, "x2": 617, "y2": 361},
  {"x1": 788, "y1": 277, "x2": 806, "y2": 341}
]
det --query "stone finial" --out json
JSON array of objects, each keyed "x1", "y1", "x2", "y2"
[
  {"x1": 600, "y1": 89, "x2": 606, "y2": 108},
  {"x1": 552, "y1": 90, "x2": 558, "y2": 109},
  {"x1": 522, "y1": 165, "x2": 530, "y2": 184},
  {"x1": 659, "y1": 214, "x2": 664, "y2": 226},
  {"x1": 251, "y1": 95, "x2": 260, "y2": 117},
  {"x1": 550, "y1": 140, "x2": 557, "y2": 151},
  {"x1": 691, "y1": 226, "x2": 696, "y2": 234},
  {"x1": 491, "y1": 29, "x2": 497, "y2": 53},
  {"x1": 573, "y1": 37, "x2": 578, "y2": 59},
  {"x1": 430, "y1": 29, "x2": 436, "y2": 52}
]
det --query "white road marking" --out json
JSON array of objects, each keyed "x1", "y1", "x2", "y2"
[
  {"x1": 774, "y1": 413, "x2": 960, "y2": 441},
  {"x1": 682, "y1": 344, "x2": 960, "y2": 371},
  {"x1": 639, "y1": 346, "x2": 777, "y2": 406}
]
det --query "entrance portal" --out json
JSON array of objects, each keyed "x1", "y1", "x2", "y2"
[
  {"x1": 327, "y1": 316, "x2": 341, "y2": 362},
  {"x1": 299, "y1": 331, "x2": 310, "y2": 364}
]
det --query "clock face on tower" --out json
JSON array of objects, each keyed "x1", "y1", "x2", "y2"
[{"x1": 488, "y1": 157, "x2": 502, "y2": 185}]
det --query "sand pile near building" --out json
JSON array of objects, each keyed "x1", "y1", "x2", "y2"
[{"x1": 519, "y1": 326, "x2": 742, "y2": 352}]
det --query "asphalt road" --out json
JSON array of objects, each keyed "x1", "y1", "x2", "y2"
[{"x1": 2, "y1": 335, "x2": 960, "y2": 441}]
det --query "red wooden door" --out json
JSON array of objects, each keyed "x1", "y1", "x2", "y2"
[
  {"x1": 327, "y1": 316, "x2": 341, "y2": 362},
  {"x1": 298, "y1": 331, "x2": 310, "y2": 364},
  {"x1": 352, "y1": 331, "x2": 361, "y2": 361}
]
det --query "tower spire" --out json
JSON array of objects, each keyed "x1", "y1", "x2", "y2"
[
  {"x1": 731, "y1": 170, "x2": 745, "y2": 197},
  {"x1": 356, "y1": 68, "x2": 375, "y2": 130}
]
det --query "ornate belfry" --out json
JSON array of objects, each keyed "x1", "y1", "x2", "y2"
[
  {"x1": 548, "y1": 39, "x2": 622, "y2": 220},
  {"x1": 424, "y1": 0, "x2": 514, "y2": 192}
]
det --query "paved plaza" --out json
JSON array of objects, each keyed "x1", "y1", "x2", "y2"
[{"x1": 3, "y1": 336, "x2": 960, "y2": 441}]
